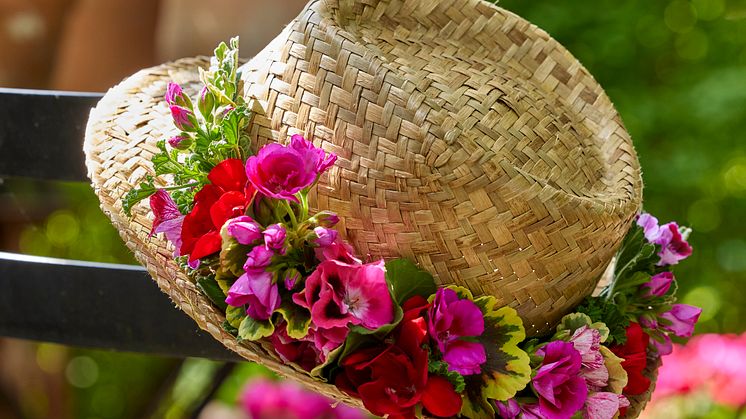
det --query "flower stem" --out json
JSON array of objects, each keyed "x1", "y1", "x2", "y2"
[
  {"x1": 282, "y1": 200, "x2": 298, "y2": 227},
  {"x1": 162, "y1": 181, "x2": 200, "y2": 191}
]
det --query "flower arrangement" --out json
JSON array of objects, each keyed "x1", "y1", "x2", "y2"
[{"x1": 124, "y1": 38, "x2": 702, "y2": 419}]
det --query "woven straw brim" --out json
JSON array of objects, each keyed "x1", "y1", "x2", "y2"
[{"x1": 85, "y1": 0, "x2": 646, "y2": 415}]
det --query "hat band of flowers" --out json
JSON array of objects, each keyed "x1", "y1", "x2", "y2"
[{"x1": 123, "y1": 39, "x2": 701, "y2": 419}]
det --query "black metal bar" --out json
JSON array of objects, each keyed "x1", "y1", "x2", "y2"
[
  {"x1": 0, "y1": 88, "x2": 103, "y2": 182},
  {"x1": 0, "y1": 251, "x2": 243, "y2": 362}
]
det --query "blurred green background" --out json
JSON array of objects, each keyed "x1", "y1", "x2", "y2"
[{"x1": 1, "y1": 0, "x2": 744, "y2": 417}]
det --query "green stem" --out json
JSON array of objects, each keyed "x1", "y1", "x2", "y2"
[
  {"x1": 281, "y1": 201, "x2": 298, "y2": 227},
  {"x1": 299, "y1": 191, "x2": 309, "y2": 222},
  {"x1": 162, "y1": 182, "x2": 200, "y2": 191}
]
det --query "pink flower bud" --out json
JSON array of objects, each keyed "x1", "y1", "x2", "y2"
[
  {"x1": 243, "y1": 246, "x2": 274, "y2": 271},
  {"x1": 198, "y1": 86, "x2": 215, "y2": 118},
  {"x1": 165, "y1": 82, "x2": 192, "y2": 109},
  {"x1": 313, "y1": 226, "x2": 338, "y2": 247},
  {"x1": 167, "y1": 135, "x2": 192, "y2": 150},
  {"x1": 263, "y1": 224, "x2": 286, "y2": 252},
  {"x1": 227, "y1": 216, "x2": 262, "y2": 245},
  {"x1": 641, "y1": 272, "x2": 674, "y2": 297},
  {"x1": 170, "y1": 105, "x2": 198, "y2": 131},
  {"x1": 283, "y1": 268, "x2": 301, "y2": 290},
  {"x1": 313, "y1": 211, "x2": 339, "y2": 228}
]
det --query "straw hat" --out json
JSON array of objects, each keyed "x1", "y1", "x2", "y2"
[{"x1": 85, "y1": 0, "x2": 643, "y2": 413}]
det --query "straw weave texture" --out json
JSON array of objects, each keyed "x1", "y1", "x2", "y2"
[{"x1": 85, "y1": 0, "x2": 646, "y2": 415}]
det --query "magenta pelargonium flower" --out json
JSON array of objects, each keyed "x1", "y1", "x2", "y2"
[
  {"x1": 289, "y1": 134, "x2": 337, "y2": 174},
  {"x1": 314, "y1": 226, "x2": 338, "y2": 247},
  {"x1": 656, "y1": 223, "x2": 693, "y2": 266},
  {"x1": 241, "y1": 378, "x2": 365, "y2": 419},
  {"x1": 636, "y1": 213, "x2": 692, "y2": 266},
  {"x1": 427, "y1": 288, "x2": 486, "y2": 375},
  {"x1": 661, "y1": 304, "x2": 702, "y2": 338},
  {"x1": 642, "y1": 272, "x2": 674, "y2": 297},
  {"x1": 292, "y1": 259, "x2": 394, "y2": 330},
  {"x1": 226, "y1": 270, "x2": 280, "y2": 321},
  {"x1": 534, "y1": 341, "x2": 588, "y2": 419},
  {"x1": 149, "y1": 190, "x2": 185, "y2": 255},
  {"x1": 245, "y1": 136, "x2": 336, "y2": 202},
  {"x1": 243, "y1": 246, "x2": 274, "y2": 271}
]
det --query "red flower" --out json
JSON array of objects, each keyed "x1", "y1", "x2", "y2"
[
  {"x1": 334, "y1": 296, "x2": 462, "y2": 418},
  {"x1": 181, "y1": 159, "x2": 256, "y2": 261},
  {"x1": 610, "y1": 322, "x2": 651, "y2": 396}
]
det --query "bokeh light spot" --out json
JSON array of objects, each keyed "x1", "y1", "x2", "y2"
[
  {"x1": 36, "y1": 343, "x2": 67, "y2": 374},
  {"x1": 665, "y1": 0, "x2": 698, "y2": 33},
  {"x1": 687, "y1": 199, "x2": 721, "y2": 232},
  {"x1": 676, "y1": 28, "x2": 709, "y2": 60},
  {"x1": 65, "y1": 356, "x2": 99, "y2": 388},
  {"x1": 693, "y1": 0, "x2": 725, "y2": 20},
  {"x1": 722, "y1": 158, "x2": 746, "y2": 196},
  {"x1": 683, "y1": 286, "x2": 720, "y2": 322},
  {"x1": 45, "y1": 210, "x2": 80, "y2": 247},
  {"x1": 716, "y1": 239, "x2": 746, "y2": 272}
]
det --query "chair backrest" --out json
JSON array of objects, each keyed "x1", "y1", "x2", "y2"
[{"x1": 0, "y1": 87, "x2": 240, "y2": 361}]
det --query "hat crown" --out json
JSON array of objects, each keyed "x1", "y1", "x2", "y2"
[{"x1": 239, "y1": 0, "x2": 641, "y2": 335}]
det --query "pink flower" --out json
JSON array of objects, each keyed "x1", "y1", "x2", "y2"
[
  {"x1": 292, "y1": 260, "x2": 394, "y2": 330},
  {"x1": 243, "y1": 246, "x2": 274, "y2": 271},
  {"x1": 313, "y1": 226, "x2": 338, "y2": 247},
  {"x1": 246, "y1": 140, "x2": 323, "y2": 202},
  {"x1": 583, "y1": 392, "x2": 629, "y2": 419},
  {"x1": 263, "y1": 223, "x2": 286, "y2": 252},
  {"x1": 661, "y1": 304, "x2": 702, "y2": 338},
  {"x1": 569, "y1": 326, "x2": 608, "y2": 389},
  {"x1": 170, "y1": 105, "x2": 196, "y2": 131},
  {"x1": 226, "y1": 216, "x2": 263, "y2": 245},
  {"x1": 637, "y1": 213, "x2": 660, "y2": 242},
  {"x1": 635, "y1": 213, "x2": 693, "y2": 266},
  {"x1": 307, "y1": 325, "x2": 349, "y2": 362},
  {"x1": 655, "y1": 223, "x2": 693, "y2": 266},
  {"x1": 240, "y1": 378, "x2": 365, "y2": 419},
  {"x1": 427, "y1": 288, "x2": 486, "y2": 375},
  {"x1": 225, "y1": 270, "x2": 280, "y2": 321},
  {"x1": 149, "y1": 190, "x2": 185, "y2": 255},
  {"x1": 642, "y1": 272, "x2": 674, "y2": 297},
  {"x1": 314, "y1": 238, "x2": 361, "y2": 264},
  {"x1": 494, "y1": 399, "x2": 522, "y2": 419},
  {"x1": 289, "y1": 134, "x2": 337, "y2": 174},
  {"x1": 534, "y1": 341, "x2": 588, "y2": 419}
]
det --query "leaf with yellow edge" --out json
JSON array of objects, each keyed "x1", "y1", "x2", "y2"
[
  {"x1": 237, "y1": 315, "x2": 274, "y2": 342},
  {"x1": 442, "y1": 287, "x2": 531, "y2": 418},
  {"x1": 275, "y1": 299, "x2": 311, "y2": 339},
  {"x1": 600, "y1": 346, "x2": 628, "y2": 394}
]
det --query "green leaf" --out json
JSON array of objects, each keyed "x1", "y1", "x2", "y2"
[
  {"x1": 226, "y1": 305, "x2": 246, "y2": 329},
  {"x1": 428, "y1": 360, "x2": 466, "y2": 393},
  {"x1": 600, "y1": 346, "x2": 628, "y2": 394},
  {"x1": 237, "y1": 315, "x2": 274, "y2": 342},
  {"x1": 221, "y1": 320, "x2": 238, "y2": 336},
  {"x1": 451, "y1": 286, "x2": 530, "y2": 417},
  {"x1": 275, "y1": 299, "x2": 312, "y2": 339},
  {"x1": 576, "y1": 297, "x2": 629, "y2": 345},
  {"x1": 348, "y1": 302, "x2": 403, "y2": 336},
  {"x1": 220, "y1": 107, "x2": 246, "y2": 145},
  {"x1": 310, "y1": 340, "x2": 345, "y2": 379},
  {"x1": 384, "y1": 258, "x2": 437, "y2": 305},
  {"x1": 122, "y1": 176, "x2": 156, "y2": 216},
  {"x1": 196, "y1": 275, "x2": 228, "y2": 311}
]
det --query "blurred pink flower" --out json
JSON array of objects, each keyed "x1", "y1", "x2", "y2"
[
  {"x1": 652, "y1": 333, "x2": 746, "y2": 408},
  {"x1": 241, "y1": 378, "x2": 365, "y2": 419}
]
